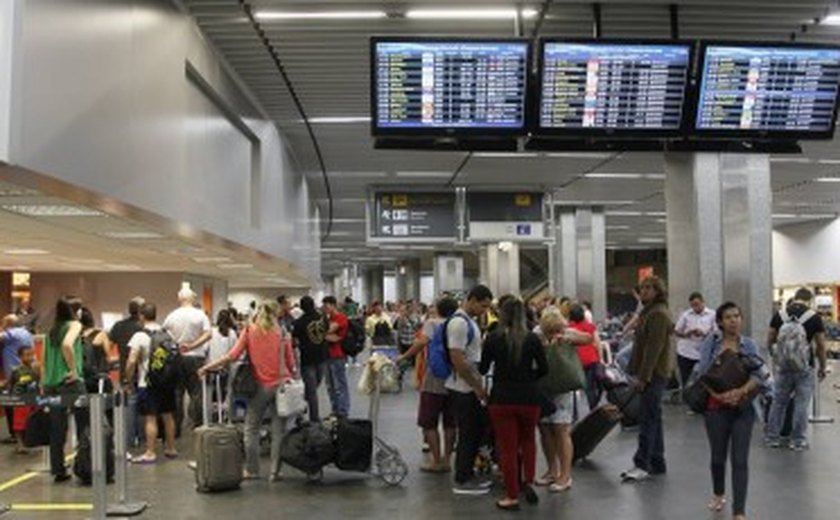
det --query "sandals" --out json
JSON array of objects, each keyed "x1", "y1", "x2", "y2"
[
  {"x1": 707, "y1": 496, "x2": 726, "y2": 512},
  {"x1": 496, "y1": 499, "x2": 520, "y2": 511},
  {"x1": 534, "y1": 473, "x2": 554, "y2": 486},
  {"x1": 549, "y1": 478, "x2": 573, "y2": 493},
  {"x1": 131, "y1": 453, "x2": 157, "y2": 465}
]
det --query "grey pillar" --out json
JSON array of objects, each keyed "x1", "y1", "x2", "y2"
[
  {"x1": 552, "y1": 208, "x2": 578, "y2": 298},
  {"x1": 396, "y1": 259, "x2": 421, "y2": 302},
  {"x1": 590, "y1": 209, "x2": 607, "y2": 322},
  {"x1": 433, "y1": 254, "x2": 464, "y2": 297},
  {"x1": 365, "y1": 267, "x2": 384, "y2": 305},
  {"x1": 484, "y1": 243, "x2": 520, "y2": 298},
  {"x1": 664, "y1": 153, "x2": 772, "y2": 338}
]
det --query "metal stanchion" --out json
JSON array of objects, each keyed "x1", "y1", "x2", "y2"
[
  {"x1": 809, "y1": 378, "x2": 834, "y2": 424},
  {"x1": 90, "y1": 394, "x2": 107, "y2": 520},
  {"x1": 107, "y1": 391, "x2": 147, "y2": 517}
]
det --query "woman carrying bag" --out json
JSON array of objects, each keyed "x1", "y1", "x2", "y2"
[
  {"x1": 689, "y1": 302, "x2": 770, "y2": 520},
  {"x1": 198, "y1": 301, "x2": 297, "y2": 482}
]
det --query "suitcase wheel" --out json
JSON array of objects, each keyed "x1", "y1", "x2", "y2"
[
  {"x1": 305, "y1": 469, "x2": 324, "y2": 483},
  {"x1": 376, "y1": 454, "x2": 408, "y2": 486}
]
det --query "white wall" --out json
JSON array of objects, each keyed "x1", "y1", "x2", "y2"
[
  {"x1": 6, "y1": 0, "x2": 320, "y2": 282},
  {"x1": 773, "y1": 218, "x2": 840, "y2": 286},
  {"x1": 420, "y1": 275, "x2": 435, "y2": 304},
  {"x1": 228, "y1": 288, "x2": 309, "y2": 314},
  {"x1": 383, "y1": 275, "x2": 396, "y2": 303}
]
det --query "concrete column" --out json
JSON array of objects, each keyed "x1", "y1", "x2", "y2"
[
  {"x1": 590, "y1": 209, "x2": 607, "y2": 321},
  {"x1": 478, "y1": 247, "x2": 490, "y2": 287},
  {"x1": 552, "y1": 208, "x2": 578, "y2": 298},
  {"x1": 395, "y1": 258, "x2": 421, "y2": 302},
  {"x1": 483, "y1": 243, "x2": 521, "y2": 298},
  {"x1": 433, "y1": 254, "x2": 464, "y2": 297},
  {"x1": 664, "y1": 153, "x2": 772, "y2": 337},
  {"x1": 365, "y1": 267, "x2": 384, "y2": 305},
  {"x1": 0, "y1": 272, "x2": 11, "y2": 314}
]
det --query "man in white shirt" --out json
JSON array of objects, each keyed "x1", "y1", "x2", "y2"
[
  {"x1": 162, "y1": 288, "x2": 211, "y2": 429},
  {"x1": 447, "y1": 285, "x2": 493, "y2": 496},
  {"x1": 674, "y1": 292, "x2": 717, "y2": 388},
  {"x1": 125, "y1": 303, "x2": 177, "y2": 463}
]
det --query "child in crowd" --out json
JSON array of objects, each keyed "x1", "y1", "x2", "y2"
[{"x1": 7, "y1": 345, "x2": 40, "y2": 453}]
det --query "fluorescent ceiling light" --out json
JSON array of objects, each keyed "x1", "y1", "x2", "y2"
[
  {"x1": 473, "y1": 152, "x2": 540, "y2": 158},
  {"x1": 546, "y1": 152, "x2": 614, "y2": 159},
  {"x1": 1, "y1": 204, "x2": 104, "y2": 217},
  {"x1": 556, "y1": 200, "x2": 636, "y2": 205},
  {"x1": 193, "y1": 256, "x2": 233, "y2": 263},
  {"x1": 606, "y1": 225, "x2": 631, "y2": 230},
  {"x1": 770, "y1": 157, "x2": 811, "y2": 164},
  {"x1": 104, "y1": 264, "x2": 142, "y2": 271},
  {"x1": 818, "y1": 159, "x2": 840, "y2": 165},
  {"x1": 638, "y1": 237, "x2": 665, "y2": 244},
  {"x1": 255, "y1": 10, "x2": 386, "y2": 20},
  {"x1": 307, "y1": 117, "x2": 370, "y2": 124},
  {"x1": 3, "y1": 248, "x2": 49, "y2": 255},
  {"x1": 772, "y1": 214, "x2": 798, "y2": 219},
  {"x1": 395, "y1": 171, "x2": 453, "y2": 178},
  {"x1": 823, "y1": 13, "x2": 840, "y2": 25},
  {"x1": 330, "y1": 219, "x2": 365, "y2": 224},
  {"x1": 606, "y1": 211, "x2": 643, "y2": 216},
  {"x1": 217, "y1": 263, "x2": 254, "y2": 269},
  {"x1": 813, "y1": 177, "x2": 840, "y2": 183},
  {"x1": 332, "y1": 171, "x2": 389, "y2": 178},
  {"x1": 406, "y1": 8, "x2": 538, "y2": 20},
  {"x1": 584, "y1": 173, "x2": 644, "y2": 179},
  {"x1": 99, "y1": 231, "x2": 164, "y2": 239},
  {"x1": 0, "y1": 189, "x2": 38, "y2": 197}
]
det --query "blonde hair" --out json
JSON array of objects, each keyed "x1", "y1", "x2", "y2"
[
  {"x1": 539, "y1": 310, "x2": 567, "y2": 339},
  {"x1": 252, "y1": 300, "x2": 280, "y2": 332}
]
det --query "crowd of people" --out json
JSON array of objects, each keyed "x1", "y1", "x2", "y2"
[{"x1": 0, "y1": 278, "x2": 832, "y2": 520}]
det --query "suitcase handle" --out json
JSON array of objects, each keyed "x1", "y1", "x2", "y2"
[{"x1": 201, "y1": 372, "x2": 224, "y2": 425}]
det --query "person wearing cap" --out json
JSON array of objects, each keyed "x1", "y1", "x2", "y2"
[{"x1": 163, "y1": 287, "x2": 211, "y2": 429}]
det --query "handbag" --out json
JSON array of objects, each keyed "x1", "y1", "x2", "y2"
[
  {"x1": 276, "y1": 333, "x2": 306, "y2": 418},
  {"x1": 23, "y1": 409, "x2": 51, "y2": 447},
  {"x1": 539, "y1": 340, "x2": 586, "y2": 396},
  {"x1": 231, "y1": 358, "x2": 258, "y2": 398},
  {"x1": 701, "y1": 349, "x2": 750, "y2": 393},
  {"x1": 682, "y1": 380, "x2": 710, "y2": 414}
]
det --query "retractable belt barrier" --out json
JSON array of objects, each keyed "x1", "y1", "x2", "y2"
[{"x1": 0, "y1": 390, "x2": 147, "y2": 518}]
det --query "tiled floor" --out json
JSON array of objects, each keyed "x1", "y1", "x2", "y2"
[{"x1": 2, "y1": 363, "x2": 840, "y2": 519}]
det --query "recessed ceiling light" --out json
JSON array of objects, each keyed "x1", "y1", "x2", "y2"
[
  {"x1": 3, "y1": 248, "x2": 49, "y2": 255},
  {"x1": 217, "y1": 263, "x2": 254, "y2": 269},
  {"x1": 394, "y1": 171, "x2": 454, "y2": 178},
  {"x1": 406, "y1": 8, "x2": 538, "y2": 20},
  {"x1": 473, "y1": 152, "x2": 540, "y2": 158},
  {"x1": 255, "y1": 10, "x2": 386, "y2": 20},
  {"x1": 307, "y1": 117, "x2": 370, "y2": 124},
  {"x1": 100, "y1": 231, "x2": 164, "y2": 239},
  {"x1": 1, "y1": 204, "x2": 104, "y2": 217},
  {"x1": 193, "y1": 256, "x2": 233, "y2": 263},
  {"x1": 104, "y1": 264, "x2": 142, "y2": 270},
  {"x1": 813, "y1": 177, "x2": 840, "y2": 183}
]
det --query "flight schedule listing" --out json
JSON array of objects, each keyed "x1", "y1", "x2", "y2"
[
  {"x1": 540, "y1": 43, "x2": 690, "y2": 130},
  {"x1": 375, "y1": 41, "x2": 528, "y2": 129},
  {"x1": 697, "y1": 46, "x2": 840, "y2": 132}
]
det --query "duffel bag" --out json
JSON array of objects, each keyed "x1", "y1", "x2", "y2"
[{"x1": 279, "y1": 422, "x2": 335, "y2": 474}]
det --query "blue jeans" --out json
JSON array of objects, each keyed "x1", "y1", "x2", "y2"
[
  {"x1": 325, "y1": 357, "x2": 350, "y2": 418},
  {"x1": 705, "y1": 405, "x2": 755, "y2": 516},
  {"x1": 766, "y1": 369, "x2": 815, "y2": 445},
  {"x1": 302, "y1": 362, "x2": 326, "y2": 422},
  {"x1": 633, "y1": 376, "x2": 666, "y2": 473}
]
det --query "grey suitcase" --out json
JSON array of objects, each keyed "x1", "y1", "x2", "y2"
[{"x1": 195, "y1": 373, "x2": 243, "y2": 493}]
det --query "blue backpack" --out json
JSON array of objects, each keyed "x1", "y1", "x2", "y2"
[{"x1": 427, "y1": 315, "x2": 476, "y2": 380}]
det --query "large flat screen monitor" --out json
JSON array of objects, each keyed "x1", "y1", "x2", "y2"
[
  {"x1": 538, "y1": 40, "x2": 693, "y2": 136},
  {"x1": 695, "y1": 43, "x2": 840, "y2": 139},
  {"x1": 371, "y1": 38, "x2": 530, "y2": 135}
]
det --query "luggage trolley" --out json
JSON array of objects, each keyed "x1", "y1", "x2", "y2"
[{"x1": 367, "y1": 361, "x2": 408, "y2": 485}]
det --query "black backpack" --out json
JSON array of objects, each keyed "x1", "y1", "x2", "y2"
[
  {"x1": 372, "y1": 320, "x2": 393, "y2": 346},
  {"x1": 341, "y1": 319, "x2": 366, "y2": 357},
  {"x1": 81, "y1": 329, "x2": 110, "y2": 392},
  {"x1": 144, "y1": 329, "x2": 180, "y2": 388}
]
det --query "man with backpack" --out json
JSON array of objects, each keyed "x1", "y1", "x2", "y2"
[
  {"x1": 366, "y1": 301, "x2": 394, "y2": 346},
  {"x1": 765, "y1": 288, "x2": 828, "y2": 451},
  {"x1": 323, "y1": 296, "x2": 351, "y2": 418},
  {"x1": 125, "y1": 302, "x2": 178, "y2": 464},
  {"x1": 293, "y1": 296, "x2": 328, "y2": 422},
  {"x1": 441, "y1": 285, "x2": 493, "y2": 495}
]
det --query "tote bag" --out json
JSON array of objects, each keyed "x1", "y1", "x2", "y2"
[
  {"x1": 276, "y1": 333, "x2": 306, "y2": 418},
  {"x1": 539, "y1": 340, "x2": 586, "y2": 396}
]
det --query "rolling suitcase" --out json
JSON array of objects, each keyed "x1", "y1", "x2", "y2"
[
  {"x1": 573, "y1": 386, "x2": 637, "y2": 463},
  {"x1": 195, "y1": 374, "x2": 243, "y2": 493},
  {"x1": 607, "y1": 384, "x2": 641, "y2": 428}
]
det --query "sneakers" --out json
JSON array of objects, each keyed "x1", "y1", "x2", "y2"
[
  {"x1": 791, "y1": 441, "x2": 810, "y2": 452},
  {"x1": 764, "y1": 438, "x2": 782, "y2": 449},
  {"x1": 452, "y1": 479, "x2": 492, "y2": 495},
  {"x1": 620, "y1": 467, "x2": 650, "y2": 482}
]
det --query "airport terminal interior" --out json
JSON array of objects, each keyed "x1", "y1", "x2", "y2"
[{"x1": 3, "y1": 0, "x2": 840, "y2": 518}]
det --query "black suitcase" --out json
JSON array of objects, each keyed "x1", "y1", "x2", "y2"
[
  {"x1": 279, "y1": 422, "x2": 335, "y2": 475},
  {"x1": 74, "y1": 424, "x2": 115, "y2": 485},
  {"x1": 607, "y1": 384, "x2": 641, "y2": 427},
  {"x1": 335, "y1": 419, "x2": 373, "y2": 472},
  {"x1": 573, "y1": 386, "x2": 637, "y2": 462}
]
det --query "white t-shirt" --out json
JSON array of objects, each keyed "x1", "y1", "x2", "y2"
[
  {"x1": 444, "y1": 309, "x2": 483, "y2": 394},
  {"x1": 162, "y1": 306, "x2": 211, "y2": 358},
  {"x1": 208, "y1": 327, "x2": 237, "y2": 363},
  {"x1": 127, "y1": 323, "x2": 162, "y2": 389},
  {"x1": 674, "y1": 307, "x2": 717, "y2": 361}
]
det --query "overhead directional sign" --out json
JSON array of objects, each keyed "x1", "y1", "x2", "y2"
[
  {"x1": 371, "y1": 191, "x2": 457, "y2": 240},
  {"x1": 468, "y1": 192, "x2": 545, "y2": 241}
]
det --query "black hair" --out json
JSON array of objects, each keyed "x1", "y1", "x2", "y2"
[
  {"x1": 128, "y1": 297, "x2": 144, "y2": 317},
  {"x1": 467, "y1": 284, "x2": 493, "y2": 303},
  {"x1": 276, "y1": 295, "x2": 288, "y2": 305},
  {"x1": 436, "y1": 296, "x2": 459, "y2": 319},
  {"x1": 300, "y1": 295, "x2": 316, "y2": 314},
  {"x1": 80, "y1": 307, "x2": 96, "y2": 329},
  {"x1": 794, "y1": 287, "x2": 813, "y2": 302},
  {"x1": 54, "y1": 296, "x2": 82, "y2": 324},
  {"x1": 322, "y1": 295, "x2": 337, "y2": 306},
  {"x1": 140, "y1": 302, "x2": 157, "y2": 321},
  {"x1": 569, "y1": 304, "x2": 586, "y2": 323},
  {"x1": 689, "y1": 292, "x2": 704, "y2": 302},
  {"x1": 715, "y1": 301, "x2": 740, "y2": 325},
  {"x1": 216, "y1": 309, "x2": 235, "y2": 337}
]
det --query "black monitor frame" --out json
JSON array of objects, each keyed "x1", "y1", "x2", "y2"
[
  {"x1": 370, "y1": 36, "x2": 532, "y2": 137},
  {"x1": 692, "y1": 40, "x2": 840, "y2": 141},
  {"x1": 535, "y1": 38, "x2": 696, "y2": 138}
]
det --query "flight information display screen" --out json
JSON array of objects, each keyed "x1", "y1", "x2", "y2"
[
  {"x1": 696, "y1": 45, "x2": 840, "y2": 135},
  {"x1": 372, "y1": 40, "x2": 529, "y2": 132},
  {"x1": 539, "y1": 42, "x2": 691, "y2": 132}
]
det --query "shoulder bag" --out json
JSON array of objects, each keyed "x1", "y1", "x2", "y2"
[
  {"x1": 700, "y1": 348, "x2": 750, "y2": 393},
  {"x1": 276, "y1": 331, "x2": 307, "y2": 418},
  {"x1": 539, "y1": 340, "x2": 586, "y2": 396}
]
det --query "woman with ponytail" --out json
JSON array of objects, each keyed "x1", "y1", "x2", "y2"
[
  {"x1": 199, "y1": 300, "x2": 296, "y2": 482},
  {"x1": 479, "y1": 298, "x2": 548, "y2": 510}
]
